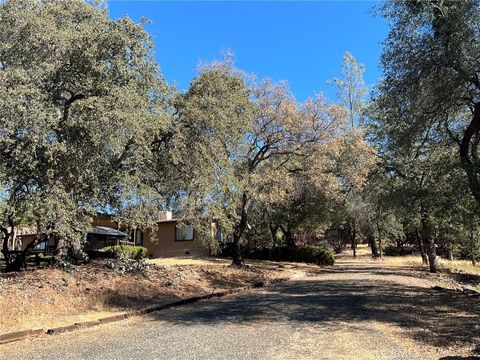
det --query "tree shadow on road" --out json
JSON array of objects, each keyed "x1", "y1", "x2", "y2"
[
  {"x1": 312, "y1": 262, "x2": 428, "y2": 278},
  {"x1": 143, "y1": 275, "x2": 480, "y2": 355}
]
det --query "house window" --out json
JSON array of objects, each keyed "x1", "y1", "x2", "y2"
[
  {"x1": 34, "y1": 240, "x2": 46, "y2": 251},
  {"x1": 136, "y1": 230, "x2": 143, "y2": 245},
  {"x1": 216, "y1": 228, "x2": 224, "y2": 242},
  {"x1": 175, "y1": 225, "x2": 194, "y2": 241},
  {"x1": 215, "y1": 228, "x2": 234, "y2": 244},
  {"x1": 131, "y1": 229, "x2": 143, "y2": 246}
]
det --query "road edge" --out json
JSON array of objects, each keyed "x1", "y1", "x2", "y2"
[{"x1": 0, "y1": 279, "x2": 284, "y2": 345}]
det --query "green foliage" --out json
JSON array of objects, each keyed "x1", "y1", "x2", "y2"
[
  {"x1": 0, "y1": 0, "x2": 169, "y2": 263},
  {"x1": 330, "y1": 52, "x2": 368, "y2": 129},
  {"x1": 365, "y1": 0, "x2": 480, "y2": 270},
  {"x1": 153, "y1": 59, "x2": 252, "y2": 250},
  {"x1": 293, "y1": 246, "x2": 335, "y2": 266},
  {"x1": 100, "y1": 245, "x2": 148, "y2": 260},
  {"x1": 244, "y1": 246, "x2": 335, "y2": 266},
  {"x1": 105, "y1": 258, "x2": 149, "y2": 275},
  {"x1": 382, "y1": 245, "x2": 399, "y2": 257},
  {"x1": 459, "y1": 243, "x2": 480, "y2": 262},
  {"x1": 372, "y1": 0, "x2": 480, "y2": 204},
  {"x1": 9, "y1": 0, "x2": 480, "y2": 273}
]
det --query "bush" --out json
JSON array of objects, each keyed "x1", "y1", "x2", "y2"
[
  {"x1": 324, "y1": 228, "x2": 350, "y2": 254},
  {"x1": 239, "y1": 245, "x2": 335, "y2": 266},
  {"x1": 105, "y1": 258, "x2": 149, "y2": 275},
  {"x1": 56, "y1": 259, "x2": 77, "y2": 273},
  {"x1": 382, "y1": 244, "x2": 415, "y2": 256},
  {"x1": 292, "y1": 245, "x2": 335, "y2": 266},
  {"x1": 382, "y1": 245, "x2": 402, "y2": 256},
  {"x1": 26, "y1": 253, "x2": 53, "y2": 266},
  {"x1": 100, "y1": 245, "x2": 148, "y2": 260},
  {"x1": 459, "y1": 243, "x2": 480, "y2": 262}
]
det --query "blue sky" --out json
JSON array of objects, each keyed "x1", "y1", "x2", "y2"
[{"x1": 109, "y1": 1, "x2": 389, "y2": 101}]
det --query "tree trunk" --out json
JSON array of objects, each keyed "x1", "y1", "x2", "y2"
[
  {"x1": 351, "y1": 220, "x2": 357, "y2": 258},
  {"x1": 1, "y1": 221, "x2": 18, "y2": 268},
  {"x1": 425, "y1": 236, "x2": 439, "y2": 273},
  {"x1": 446, "y1": 246, "x2": 454, "y2": 261},
  {"x1": 421, "y1": 212, "x2": 439, "y2": 273},
  {"x1": 283, "y1": 227, "x2": 295, "y2": 247},
  {"x1": 415, "y1": 227, "x2": 428, "y2": 265},
  {"x1": 368, "y1": 232, "x2": 380, "y2": 258},
  {"x1": 460, "y1": 104, "x2": 480, "y2": 206},
  {"x1": 231, "y1": 233, "x2": 244, "y2": 267},
  {"x1": 377, "y1": 223, "x2": 383, "y2": 258},
  {"x1": 231, "y1": 193, "x2": 249, "y2": 267},
  {"x1": 53, "y1": 236, "x2": 66, "y2": 263},
  {"x1": 269, "y1": 225, "x2": 278, "y2": 248},
  {"x1": 1, "y1": 228, "x2": 11, "y2": 265},
  {"x1": 470, "y1": 229, "x2": 477, "y2": 266}
]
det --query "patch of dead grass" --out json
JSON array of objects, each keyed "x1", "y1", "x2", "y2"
[
  {"x1": 0, "y1": 259, "x2": 299, "y2": 334},
  {"x1": 382, "y1": 255, "x2": 425, "y2": 267},
  {"x1": 383, "y1": 255, "x2": 480, "y2": 276},
  {"x1": 148, "y1": 257, "x2": 231, "y2": 267}
]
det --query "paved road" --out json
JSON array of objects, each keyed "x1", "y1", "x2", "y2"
[{"x1": 1, "y1": 260, "x2": 479, "y2": 360}]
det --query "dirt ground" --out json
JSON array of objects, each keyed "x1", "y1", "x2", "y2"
[
  {"x1": 1, "y1": 245, "x2": 479, "y2": 350},
  {"x1": 346, "y1": 245, "x2": 480, "y2": 293},
  {"x1": 1, "y1": 248, "x2": 479, "y2": 359},
  {"x1": 0, "y1": 257, "x2": 309, "y2": 333}
]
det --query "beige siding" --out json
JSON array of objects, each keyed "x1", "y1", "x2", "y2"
[
  {"x1": 16, "y1": 215, "x2": 209, "y2": 258},
  {"x1": 93, "y1": 214, "x2": 123, "y2": 229},
  {"x1": 143, "y1": 222, "x2": 208, "y2": 258}
]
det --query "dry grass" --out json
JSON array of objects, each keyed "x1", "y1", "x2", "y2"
[
  {"x1": 148, "y1": 257, "x2": 319, "y2": 279},
  {"x1": 382, "y1": 255, "x2": 424, "y2": 267},
  {"x1": 148, "y1": 256, "x2": 231, "y2": 266},
  {"x1": 337, "y1": 245, "x2": 480, "y2": 293},
  {"x1": 9, "y1": 248, "x2": 476, "y2": 336},
  {"x1": 0, "y1": 258, "x2": 298, "y2": 334},
  {"x1": 383, "y1": 254, "x2": 480, "y2": 275},
  {"x1": 436, "y1": 258, "x2": 480, "y2": 275},
  {"x1": 338, "y1": 244, "x2": 480, "y2": 277}
]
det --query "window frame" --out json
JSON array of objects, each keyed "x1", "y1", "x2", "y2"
[{"x1": 174, "y1": 224, "x2": 195, "y2": 242}]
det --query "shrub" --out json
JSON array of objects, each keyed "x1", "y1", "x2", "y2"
[
  {"x1": 87, "y1": 249, "x2": 114, "y2": 259},
  {"x1": 100, "y1": 245, "x2": 148, "y2": 260},
  {"x1": 324, "y1": 228, "x2": 350, "y2": 254},
  {"x1": 382, "y1": 244, "x2": 415, "y2": 256},
  {"x1": 56, "y1": 259, "x2": 77, "y2": 273},
  {"x1": 383, "y1": 245, "x2": 402, "y2": 256},
  {"x1": 294, "y1": 245, "x2": 335, "y2": 266},
  {"x1": 238, "y1": 245, "x2": 335, "y2": 266},
  {"x1": 105, "y1": 258, "x2": 149, "y2": 275},
  {"x1": 459, "y1": 243, "x2": 480, "y2": 262}
]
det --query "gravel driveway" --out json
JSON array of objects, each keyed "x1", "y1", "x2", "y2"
[{"x1": 1, "y1": 259, "x2": 479, "y2": 360}]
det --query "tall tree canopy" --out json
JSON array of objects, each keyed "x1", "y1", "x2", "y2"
[
  {"x1": 170, "y1": 57, "x2": 376, "y2": 266},
  {"x1": 0, "y1": 0, "x2": 169, "y2": 269},
  {"x1": 331, "y1": 52, "x2": 368, "y2": 129},
  {"x1": 373, "y1": 0, "x2": 480, "y2": 204}
]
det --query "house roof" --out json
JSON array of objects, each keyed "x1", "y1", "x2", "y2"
[
  {"x1": 16, "y1": 226, "x2": 37, "y2": 236},
  {"x1": 88, "y1": 226, "x2": 128, "y2": 238},
  {"x1": 157, "y1": 219, "x2": 179, "y2": 224}
]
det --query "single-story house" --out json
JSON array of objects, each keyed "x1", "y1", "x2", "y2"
[
  {"x1": 14, "y1": 211, "x2": 209, "y2": 258},
  {"x1": 93, "y1": 211, "x2": 209, "y2": 257}
]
